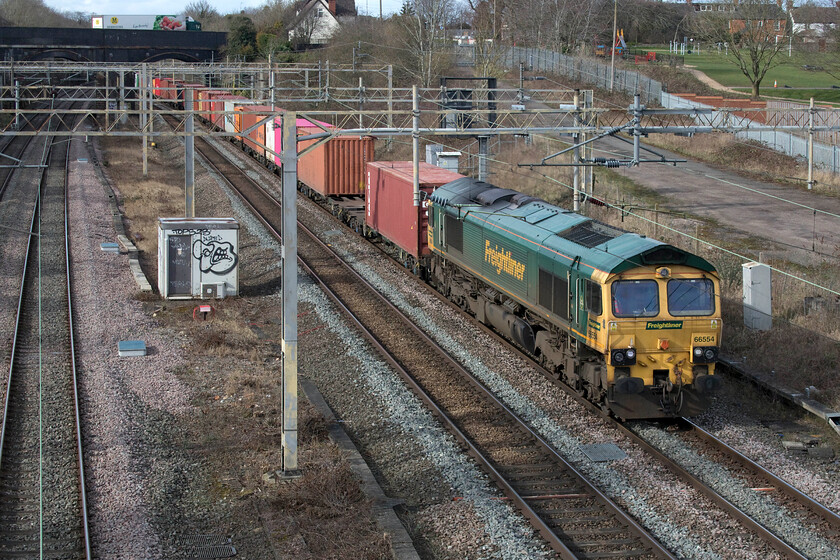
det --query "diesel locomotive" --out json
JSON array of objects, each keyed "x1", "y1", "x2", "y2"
[{"x1": 426, "y1": 178, "x2": 722, "y2": 419}]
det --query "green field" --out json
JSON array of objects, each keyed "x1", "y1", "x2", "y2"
[
  {"x1": 640, "y1": 46, "x2": 840, "y2": 101},
  {"x1": 737, "y1": 87, "x2": 840, "y2": 104}
]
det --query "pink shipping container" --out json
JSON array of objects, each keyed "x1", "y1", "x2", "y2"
[
  {"x1": 266, "y1": 117, "x2": 331, "y2": 167},
  {"x1": 365, "y1": 161, "x2": 464, "y2": 258},
  {"x1": 296, "y1": 126, "x2": 375, "y2": 196}
]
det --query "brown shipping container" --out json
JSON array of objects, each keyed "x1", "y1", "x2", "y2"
[
  {"x1": 240, "y1": 105, "x2": 276, "y2": 160},
  {"x1": 366, "y1": 161, "x2": 464, "y2": 258},
  {"x1": 298, "y1": 127, "x2": 374, "y2": 196}
]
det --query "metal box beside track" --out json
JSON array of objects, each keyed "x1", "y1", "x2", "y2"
[
  {"x1": 366, "y1": 161, "x2": 464, "y2": 258},
  {"x1": 158, "y1": 218, "x2": 239, "y2": 299}
]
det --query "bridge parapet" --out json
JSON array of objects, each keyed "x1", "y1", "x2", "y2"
[{"x1": 0, "y1": 27, "x2": 227, "y2": 63}]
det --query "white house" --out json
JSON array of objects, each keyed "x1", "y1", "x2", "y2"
[
  {"x1": 288, "y1": 0, "x2": 357, "y2": 45},
  {"x1": 790, "y1": 4, "x2": 838, "y2": 42}
]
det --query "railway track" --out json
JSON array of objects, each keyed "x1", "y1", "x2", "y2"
[
  {"x1": 0, "y1": 103, "x2": 91, "y2": 558},
  {"x1": 179, "y1": 115, "x2": 840, "y2": 559},
  {"x1": 406, "y1": 246, "x2": 840, "y2": 559},
  {"x1": 186, "y1": 130, "x2": 675, "y2": 559}
]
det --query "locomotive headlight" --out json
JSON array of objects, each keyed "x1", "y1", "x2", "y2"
[
  {"x1": 626, "y1": 348, "x2": 636, "y2": 360},
  {"x1": 704, "y1": 348, "x2": 717, "y2": 361},
  {"x1": 694, "y1": 347, "x2": 703, "y2": 357},
  {"x1": 613, "y1": 350, "x2": 625, "y2": 364}
]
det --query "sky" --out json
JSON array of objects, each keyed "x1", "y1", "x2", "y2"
[{"x1": 45, "y1": 0, "x2": 407, "y2": 18}]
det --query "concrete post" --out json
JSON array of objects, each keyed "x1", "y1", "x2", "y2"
[
  {"x1": 185, "y1": 89, "x2": 195, "y2": 217},
  {"x1": 281, "y1": 112, "x2": 299, "y2": 475}
]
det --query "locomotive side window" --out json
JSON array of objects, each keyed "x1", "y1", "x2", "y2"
[
  {"x1": 539, "y1": 269, "x2": 552, "y2": 310},
  {"x1": 538, "y1": 268, "x2": 568, "y2": 319},
  {"x1": 444, "y1": 214, "x2": 463, "y2": 252},
  {"x1": 554, "y1": 276, "x2": 568, "y2": 318},
  {"x1": 612, "y1": 280, "x2": 659, "y2": 317},
  {"x1": 584, "y1": 279, "x2": 602, "y2": 315},
  {"x1": 667, "y1": 278, "x2": 715, "y2": 316}
]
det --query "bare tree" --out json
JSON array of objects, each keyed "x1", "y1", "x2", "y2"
[
  {"x1": 289, "y1": 9, "x2": 319, "y2": 48},
  {"x1": 397, "y1": 0, "x2": 457, "y2": 86},
  {"x1": 184, "y1": 0, "x2": 220, "y2": 21},
  {"x1": 0, "y1": 0, "x2": 81, "y2": 27},
  {"x1": 692, "y1": 0, "x2": 790, "y2": 98},
  {"x1": 466, "y1": 0, "x2": 508, "y2": 78}
]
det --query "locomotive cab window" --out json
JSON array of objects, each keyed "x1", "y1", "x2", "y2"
[
  {"x1": 612, "y1": 280, "x2": 659, "y2": 317},
  {"x1": 667, "y1": 278, "x2": 715, "y2": 316},
  {"x1": 584, "y1": 279, "x2": 602, "y2": 315}
]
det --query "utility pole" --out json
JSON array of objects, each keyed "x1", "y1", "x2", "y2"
[
  {"x1": 573, "y1": 90, "x2": 581, "y2": 212},
  {"x1": 412, "y1": 85, "x2": 420, "y2": 207},
  {"x1": 280, "y1": 112, "x2": 299, "y2": 476},
  {"x1": 610, "y1": 0, "x2": 617, "y2": 92},
  {"x1": 185, "y1": 88, "x2": 195, "y2": 217},
  {"x1": 808, "y1": 97, "x2": 815, "y2": 190},
  {"x1": 142, "y1": 63, "x2": 148, "y2": 177}
]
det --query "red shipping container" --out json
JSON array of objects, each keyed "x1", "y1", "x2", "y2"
[
  {"x1": 365, "y1": 161, "x2": 464, "y2": 258},
  {"x1": 298, "y1": 127, "x2": 374, "y2": 196},
  {"x1": 157, "y1": 78, "x2": 173, "y2": 100},
  {"x1": 152, "y1": 77, "x2": 161, "y2": 98},
  {"x1": 197, "y1": 89, "x2": 227, "y2": 123}
]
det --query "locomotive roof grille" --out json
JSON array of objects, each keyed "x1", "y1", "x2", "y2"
[{"x1": 558, "y1": 220, "x2": 624, "y2": 248}]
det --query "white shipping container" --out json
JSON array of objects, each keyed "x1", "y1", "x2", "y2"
[
  {"x1": 223, "y1": 101, "x2": 239, "y2": 134},
  {"x1": 158, "y1": 218, "x2": 239, "y2": 299}
]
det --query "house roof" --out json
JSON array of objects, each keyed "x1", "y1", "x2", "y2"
[
  {"x1": 791, "y1": 6, "x2": 838, "y2": 25},
  {"x1": 289, "y1": 0, "x2": 356, "y2": 30},
  {"x1": 732, "y1": 3, "x2": 786, "y2": 20}
]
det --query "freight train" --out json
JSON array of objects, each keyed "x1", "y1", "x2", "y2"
[{"x1": 153, "y1": 81, "x2": 723, "y2": 419}]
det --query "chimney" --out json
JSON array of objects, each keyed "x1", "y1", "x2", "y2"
[
  {"x1": 329, "y1": 0, "x2": 336, "y2": 14},
  {"x1": 786, "y1": 0, "x2": 793, "y2": 12}
]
